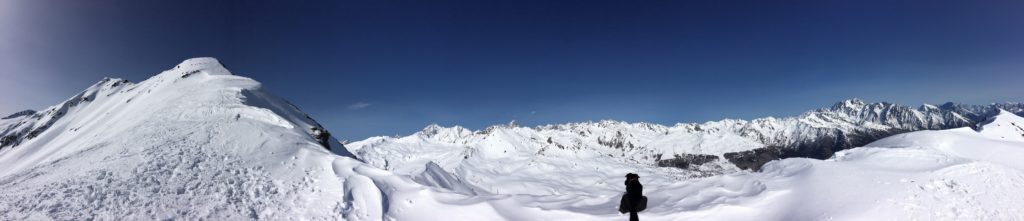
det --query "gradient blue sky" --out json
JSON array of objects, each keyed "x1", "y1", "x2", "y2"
[{"x1": 2, "y1": 0, "x2": 1022, "y2": 140}]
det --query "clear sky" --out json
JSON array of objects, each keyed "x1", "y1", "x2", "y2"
[{"x1": 2, "y1": 0, "x2": 1022, "y2": 140}]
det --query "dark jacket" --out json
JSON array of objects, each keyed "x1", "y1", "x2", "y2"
[{"x1": 625, "y1": 179, "x2": 643, "y2": 207}]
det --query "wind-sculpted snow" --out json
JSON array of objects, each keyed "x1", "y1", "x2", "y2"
[{"x1": 347, "y1": 111, "x2": 1024, "y2": 220}]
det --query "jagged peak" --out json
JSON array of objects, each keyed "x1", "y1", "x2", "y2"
[
  {"x1": 920, "y1": 103, "x2": 939, "y2": 110},
  {"x1": 419, "y1": 124, "x2": 472, "y2": 137},
  {"x1": 938, "y1": 101, "x2": 961, "y2": 110},
  {"x1": 421, "y1": 123, "x2": 469, "y2": 131},
  {"x1": 843, "y1": 98, "x2": 866, "y2": 105},
  {"x1": 830, "y1": 98, "x2": 870, "y2": 109}
]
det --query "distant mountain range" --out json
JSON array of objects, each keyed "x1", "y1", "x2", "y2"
[{"x1": 349, "y1": 99, "x2": 1024, "y2": 172}]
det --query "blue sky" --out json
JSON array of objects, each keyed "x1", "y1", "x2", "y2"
[{"x1": 2, "y1": 0, "x2": 1022, "y2": 140}]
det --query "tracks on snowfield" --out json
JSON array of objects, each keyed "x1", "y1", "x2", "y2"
[
  {"x1": 890, "y1": 162, "x2": 1024, "y2": 220},
  {"x1": 0, "y1": 115, "x2": 331, "y2": 220}
]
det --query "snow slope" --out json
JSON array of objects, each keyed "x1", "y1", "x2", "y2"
[
  {"x1": 0, "y1": 58, "x2": 520, "y2": 220},
  {"x1": 2, "y1": 57, "x2": 1023, "y2": 220},
  {"x1": 976, "y1": 110, "x2": 1024, "y2": 142},
  {"x1": 0, "y1": 58, "x2": 351, "y2": 219}
]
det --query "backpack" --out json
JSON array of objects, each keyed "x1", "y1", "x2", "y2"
[
  {"x1": 635, "y1": 196, "x2": 648, "y2": 211},
  {"x1": 618, "y1": 194, "x2": 648, "y2": 213}
]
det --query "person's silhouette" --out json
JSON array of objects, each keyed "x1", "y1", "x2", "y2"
[{"x1": 624, "y1": 173, "x2": 643, "y2": 221}]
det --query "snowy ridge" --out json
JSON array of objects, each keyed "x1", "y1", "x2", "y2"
[
  {"x1": 0, "y1": 58, "x2": 507, "y2": 220},
  {"x1": 0, "y1": 58, "x2": 349, "y2": 219},
  {"x1": 977, "y1": 110, "x2": 1024, "y2": 142}
]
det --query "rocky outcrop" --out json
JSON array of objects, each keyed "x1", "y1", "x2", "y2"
[
  {"x1": 656, "y1": 153, "x2": 720, "y2": 169},
  {"x1": 1, "y1": 110, "x2": 35, "y2": 120}
]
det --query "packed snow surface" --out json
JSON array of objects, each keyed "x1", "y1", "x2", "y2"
[{"x1": 2, "y1": 58, "x2": 1023, "y2": 220}]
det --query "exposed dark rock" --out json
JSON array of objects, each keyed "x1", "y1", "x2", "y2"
[
  {"x1": 723, "y1": 147, "x2": 784, "y2": 171},
  {"x1": 181, "y1": 69, "x2": 202, "y2": 78},
  {"x1": 2, "y1": 110, "x2": 36, "y2": 120},
  {"x1": 1, "y1": 135, "x2": 17, "y2": 147},
  {"x1": 26, "y1": 125, "x2": 49, "y2": 139},
  {"x1": 649, "y1": 100, "x2": 1024, "y2": 172},
  {"x1": 723, "y1": 128, "x2": 923, "y2": 171},
  {"x1": 656, "y1": 153, "x2": 720, "y2": 169}
]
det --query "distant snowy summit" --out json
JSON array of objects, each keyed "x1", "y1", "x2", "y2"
[
  {"x1": 350, "y1": 98, "x2": 1024, "y2": 172},
  {"x1": 175, "y1": 57, "x2": 233, "y2": 76}
]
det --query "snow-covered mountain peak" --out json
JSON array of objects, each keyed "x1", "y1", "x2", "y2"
[
  {"x1": 831, "y1": 98, "x2": 868, "y2": 110},
  {"x1": 827, "y1": 99, "x2": 899, "y2": 116},
  {"x1": 417, "y1": 124, "x2": 473, "y2": 142},
  {"x1": 170, "y1": 57, "x2": 232, "y2": 77},
  {"x1": 938, "y1": 101, "x2": 961, "y2": 110},
  {"x1": 844, "y1": 98, "x2": 867, "y2": 105},
  {"x1": 420, "y1": 123, "x2": 446, "y2": 133},
  {"x1": 919, "y1": 103, "x2": 939, "y2": 111},
  {"x1": 0, "y1": 56, "x2": 358, "y2": 158},
  {"x1": 480, "y1": 120, "x2": 522, "y2": 134},
  {"x1": 0, "y1": 58, "x2": 411, "y2": 219}
]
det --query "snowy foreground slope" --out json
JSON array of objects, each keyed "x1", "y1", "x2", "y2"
[
  {"x1": 350, "y1": 111, "x2": 1024, "y2": 220},
  {"x1": 2, "y1": 58, "x2": 1024, "y2": 220}
]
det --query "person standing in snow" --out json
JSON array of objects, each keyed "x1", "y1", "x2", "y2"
[
  {"x1": 620, "y1": 173, "x2": 645, "y2": 221},
  {"x1": 311, "y1": 127, "x2": 331, "y2": 149}
]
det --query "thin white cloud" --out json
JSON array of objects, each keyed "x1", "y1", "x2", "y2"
[{"x1": 347, "y1": 102, "x2": 371, "y2": 110}]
